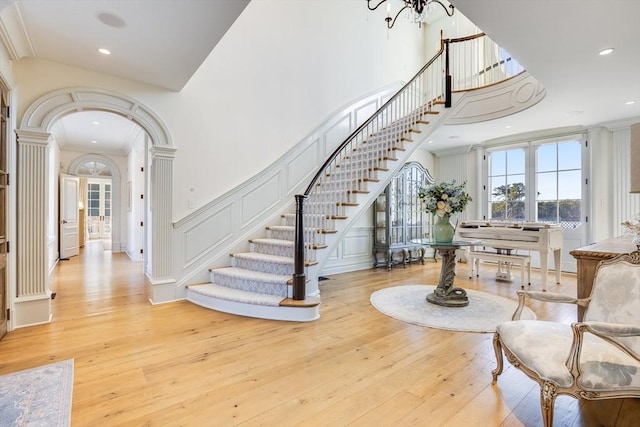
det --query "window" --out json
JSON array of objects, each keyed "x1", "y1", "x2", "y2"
[
  {"x1": 485, "y1": 139, "x2": 583, "y2": 228},
  {"x1": 536, "y1": 141, "x2": 582, "y2": 228},
  {"x1": 488, "y1": 148, "x2": 525, "y2": 220}
]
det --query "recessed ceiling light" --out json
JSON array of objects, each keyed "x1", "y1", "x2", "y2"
[
  {"x1": 599, "y1": 48, "x2": 614, "y2": 56},
  {"x1": 98, "y1": 48, "x2": 111, "y2": 55},
  {"x1": 505, "y1": 125, "x2": 512, "y2": 129},
  {"x1": 97, "y1": 12, "x2": 126, "y2": 29},
  {"x1": 92, "y1": 121, "x2": 100, "y2": 125},
  {"x1": 428, "y1": 140, "x2": 433, "y2": 144},
  {"x1": 626, "y1": 101, "x2": 636, "y2": 105},
  {"x1": 91, "y1": 140, "x2": 98, "y2": 144},
  {"x1": 448, "y1": 135, "x2": 459, "y2": 139}
]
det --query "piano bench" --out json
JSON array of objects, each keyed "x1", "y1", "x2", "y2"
[{"x1": 468, "y1": 251, "x2": 531, "y2": 289}]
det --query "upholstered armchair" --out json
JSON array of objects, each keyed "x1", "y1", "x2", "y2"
[{"x1": 492, "y1": 251, "x2": 640, "y2": 427}]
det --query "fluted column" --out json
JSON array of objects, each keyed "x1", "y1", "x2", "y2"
[
  {"x1": 15, "y1": 130, "x2": 51, "y2": 326},
  {"x1": 148, "y1": 145, "x2": 177, "y2": 302}
]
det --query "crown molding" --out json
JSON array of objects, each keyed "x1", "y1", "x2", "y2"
[{"x1": 0, "y1": 1, "x2": 36, "y2": 60}]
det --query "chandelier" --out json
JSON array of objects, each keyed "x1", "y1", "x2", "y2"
[{"x1": 367, "y1": 0, "x2": 455, "y2": 29}]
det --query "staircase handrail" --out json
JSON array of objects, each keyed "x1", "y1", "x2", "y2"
[
  {"x1": 292, "y1": 32, "x2": 524, "y2": 300},
  {"x1": 302, "y1": 42, "x2": 447, "y2": 197}
]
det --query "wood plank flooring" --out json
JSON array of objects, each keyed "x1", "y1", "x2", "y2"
[{"x1": 1, "y1": 241, "x2": 638, "y2": 426}]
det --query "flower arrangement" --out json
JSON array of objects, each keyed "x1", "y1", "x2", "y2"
[{"x1": 418, "y1": 180, "x2": 472, "y2": 218}]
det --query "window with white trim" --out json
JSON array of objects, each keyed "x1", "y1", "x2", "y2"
[{"x1": 488, "y1": 147, "x2": 526, "y2": 220}]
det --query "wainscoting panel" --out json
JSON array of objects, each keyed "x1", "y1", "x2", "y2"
[
  {"x1": 183, "y1": 204, "x2": 234, "y2": 266},
  {"x1": 354, "y1": 99, "x2": 379, "y2": 127},
  {"x1": 322, "y1": 115, "x2": 352, "y2": 156},
  {"x1": 286, "y1": 138, "x2": 319, "y2": 194},
  {"x1": 241, "y1": 173, "x2": 281, "y2": 226},
  {"x1": 321, "y1": 227, "x2": 374, "y2": 276},
  {"x1": 613, "y1": 128, "x2": 640, "y2": 235}
]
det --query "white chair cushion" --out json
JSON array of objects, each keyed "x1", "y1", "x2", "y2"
[{"x1": 497, "y1": 320, "x2": 640, "y2": 391}]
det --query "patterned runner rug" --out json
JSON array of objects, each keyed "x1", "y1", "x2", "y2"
[
  {"x1": 0, "y1": 359, "x2": 74, "y2": 427},
  {"x1": 370, "y1": 285, "x2": 536, "y2": 333}
]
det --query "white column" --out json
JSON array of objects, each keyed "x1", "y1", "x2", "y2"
[
  {"x1": 147, "y1": 145, "x2": 177, "y2": 303},
  {"x1": 14, "y1": 130, "x2": 51, "y2": 326}
]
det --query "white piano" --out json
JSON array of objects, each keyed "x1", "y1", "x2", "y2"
[{"x1": 456, "y1": 221, "x2": 563, "y2": 290}]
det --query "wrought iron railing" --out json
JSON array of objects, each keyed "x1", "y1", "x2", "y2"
[{"x1": 291, "y1": 33, "x2": 523, "y2": 299}]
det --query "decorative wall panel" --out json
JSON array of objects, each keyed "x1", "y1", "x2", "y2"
[
  {"x1": 242, "y1": 174, "x2": 280, "y2": 226},
  {"x1": 184, "y1": 204, "x2": 233, "y2": 265}
]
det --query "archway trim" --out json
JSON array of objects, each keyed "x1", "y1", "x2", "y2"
[{"x1": 19, "y1": 87, "x2": 171, "y2": 147}]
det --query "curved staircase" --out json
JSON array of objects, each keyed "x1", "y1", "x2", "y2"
[
  {"x1": 187, "y1": 214, "x2": 321, "y2": 321},
  {"x1": 185, "y1": 32, "x2": 537, "y2": 322},
  {"x1": 186, "y1": 102, "x2": 449, "y2": 321}
]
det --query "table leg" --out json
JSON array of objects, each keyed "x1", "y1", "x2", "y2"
[{"x1": 426, "y1": 247, "x2": 469, "y2": 307}]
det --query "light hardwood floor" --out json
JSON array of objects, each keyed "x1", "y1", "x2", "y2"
[{"x1": 1, "y1": 241, "x2": 638, "y2": 426}]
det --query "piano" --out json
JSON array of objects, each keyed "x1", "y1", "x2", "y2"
[{"x1": 455, "y1": 221, "x2": 563, "y2": 290}]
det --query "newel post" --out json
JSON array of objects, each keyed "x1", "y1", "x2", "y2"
[
  {"x1": 292, "y1": 194, "x2": 307, "y2": 300},
  {"x1": 444, "y1": 38, "x2": 452, "y2": 108}
]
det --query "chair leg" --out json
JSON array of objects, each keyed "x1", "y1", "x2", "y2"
[
  {"x1": 540, "y1": 382, "x2": 557, "y2": 427},
  {"x1": 491, "y1": 332, "x2": 504, "y2": 382}
]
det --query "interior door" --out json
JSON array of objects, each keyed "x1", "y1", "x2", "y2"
[
  {"x1": 60, "y1": 174, "x2": 80, "y2": 259},
  {"x1": 86, "y1": 180, "x2": 112, "y2": 240},
  {"x1": 0, "y1": 89, "x2": 8, "y2": 339}
]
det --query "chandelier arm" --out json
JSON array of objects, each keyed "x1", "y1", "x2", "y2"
[
  {"x1": 386, "y1": 5, "x2": 411, "y2": 29},
  {"x1": 366, "y1": 0, "x2": 389, "y2": 11},
  {"x1": 429, "y1": 0, "x2": 455, "y2": 17}
]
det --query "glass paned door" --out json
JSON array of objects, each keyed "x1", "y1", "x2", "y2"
[{"x1": 86, "y1": 180, "x2": 112, "y2": 240}]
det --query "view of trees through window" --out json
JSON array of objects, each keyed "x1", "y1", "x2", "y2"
[
  {"x1": 489, "y1": 148, "x2": 525, "y2": 220},
  {"x1": 488, "y1": 140, "x2": 582, "y2": 229}
]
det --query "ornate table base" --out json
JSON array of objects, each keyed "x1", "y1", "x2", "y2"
[{"x1": 426, "y1": 244, "x2": 469, "y2": 307}]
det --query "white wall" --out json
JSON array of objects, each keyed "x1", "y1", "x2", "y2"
[{"x1": 11, "y1": 0, "x2": 427, "y2": 224}]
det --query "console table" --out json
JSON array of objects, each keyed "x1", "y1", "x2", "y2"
[{"x1": 570, "y1": 235, "x2": 638, "y2": 320}]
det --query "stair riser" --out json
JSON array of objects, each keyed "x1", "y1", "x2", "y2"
[
  {"x1": 250, "y1": 241, "x2": 295, "y2": 257},
  {"x1": 269, "y1": 228, "x2": 295, "y2": 241},
  {"x1": 281, "y1": 215, "x2": 335, "y2": 229},
  {"x1": 314, "y1": 191, "x2": 357, "y2": 204},
  {"x1": 210, "y1": 271, "x2": 288, "y2": 297},
  {"x1": 316, "y1": 180, "x2": 368, "y2": 192},
  {"x1": 232, "y1": 257, "x2": 294, "y2": 276}
]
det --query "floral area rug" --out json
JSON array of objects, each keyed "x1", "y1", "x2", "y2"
[
  {"x1": 370, "y1": 285, "x2": 536, "y2": 333},
  {"x1": 0, "y1": 359, "x2": 74, "y2": 427}
]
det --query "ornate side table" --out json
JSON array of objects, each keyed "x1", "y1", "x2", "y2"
[{"x1": 413, "y1": 240, "x2": 479, "y2": 307}]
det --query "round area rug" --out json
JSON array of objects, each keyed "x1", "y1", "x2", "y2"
[{"x1": 370, "y1": 284, "x2": 536, "y2": 333}]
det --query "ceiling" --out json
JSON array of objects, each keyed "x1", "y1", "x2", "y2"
[
  {"x1": 1, "y1": 0, "x2": 638, "y2": 156},
  {"x1": 0, "y1": 0, "x2": 250, "y2": 155}
]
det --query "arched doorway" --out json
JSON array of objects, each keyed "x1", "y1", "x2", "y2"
[
  {"x1": 13, "y1": 87, "x2": 177, "y2": 327},
  {"x1": 68, "y1": 154, "x2": 123, "y2": 254}
]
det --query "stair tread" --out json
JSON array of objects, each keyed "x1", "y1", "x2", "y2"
[
  {"x1": 266, "y1": 225, "x2": 294, "y2": 230},
  {"x1": 280, "y1": 296, "x2": 321, "y2": 308},
  {"x1": 211, "y1": 266, "x2": 291, "y2": 282},
  {"x1": 232, "y1": 252, "x2": 293, "y2": 264},
  {"x1": 188, "y1": 283, "x2": 284, "y2": 306},
  {"x1": 250, "y1": 238, "x2": 294, "y2": 247}
]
